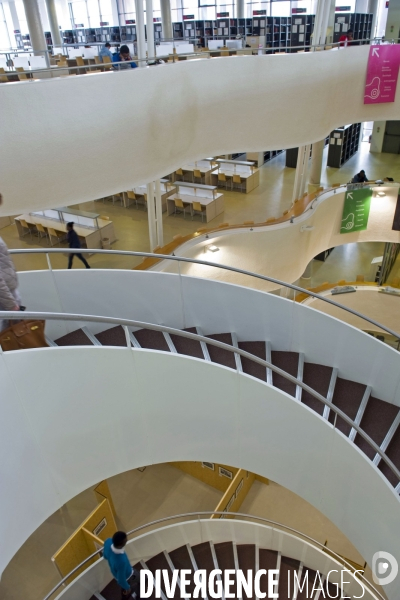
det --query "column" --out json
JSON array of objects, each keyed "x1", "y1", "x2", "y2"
[
  {"x1": 385, "y1": 0, "x2": 400, "y2": 40},
  {"x1": 160, "y1": 0, "x2": 172, "y2": 39},
  {"x1": 135, "y1": 0, "x2": 147, "y2": 66},
  {"x1": 299, "y1": 144, "x2": 311, "y2": 197},
  {"x1": 147, "y1": 183, "x2": 157, "y2": 251},
  {"x1": 308, "y1": 139, "x2": 325, "y2": 192},
  {"x1": 368, "y1": 0, "x2": 379, "y2": 38},
  {"x1": 8, "y1": 1, "x2": 20, "y2": 32},
  {"x1": 45, "y1": 0, "x2": 62, "y2": 45},
  {"x1": 154, "y1": 180, "x2": 164, "y2": 248},
  {"x1": 237, "y1": 0, "x2": 245, "y2": 19},
  {"x1": 22, "y1": 0, "x2": 48, "y2": 60},
  {"x1": 146, "y1": 0, "x2": 155, "y2": 62}
]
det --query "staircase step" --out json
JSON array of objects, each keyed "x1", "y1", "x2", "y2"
[
  {"x1": 279, "y1": 556, "x2": 300, "y2": 599},
  {"x1": 95, "y1": 579, "x2": 124, "y2": 600},
  {"x1": 170, "y1": 327, "x2": 204, "y2": 359},
  {"x1": 146, "y1": 551, "x2": 173, "y2": 597},
  {"x1": 258, "y1": 549, "x2": 278, "y2": 597},
  {"x1": 191, "y1": 541, "x2": 215, "y2": 576},
  {"x1": 214, "y1": 542, "x2": 237, "y2": 599},
  {"x1": 328, "y1": 378, "x2": 367, "y2": 435},
  {"x1": 238, "y1": 342, "x2": 267, "y2": 382},
  {"x1": 134, "y1": 329, "x2": 170, "y2": 352},
  {"x1": 271, "y1": 351, "x2": 299, "y2": 397},
  {"x1": 168, "y1": 545, "x2": 195, "y2": 597},
  {"x1": 206, "y1": 333, "x2": 236, "y2": 369},
  {"x1": 301, "y1": 363, "x2": 333, "y2": 415},
  {"x1": 54, "y1": 328, "x2": 94, "y2": 346},
  {"x1": 237, "y1": 544, "x2": 255, "y2": 600},
  {"x1": 95, "y1": 326, "x2": 129, "y2": 347},
  {"x1": 296, "y1": 568, "x2": 318, "y2": 600},
  {"x1": 355, "y1": 396, "x2": 400, "y2": 459},
  {"x1": 379, "y1": 427, "x2": 400, "y2": 486}
]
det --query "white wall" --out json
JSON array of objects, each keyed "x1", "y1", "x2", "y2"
[
  {"x1": 370, "y1": 120, "x2": 386, "y2": 152},
  {"x1": 16, "y1": 269, "x2": 400, "y2": 405},
  {"x1": 155, "y1": 184, "x2": 400, "y2": 293},
  {"x1": 1, "y1": 47, "x2": 400, "y2": 215},
  {"x1": 1, "y1": 347, "x2": 400, "y2": 598}
]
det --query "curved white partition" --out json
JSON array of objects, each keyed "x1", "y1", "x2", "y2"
[
  {"x1": 58, "y1": 519, "x2": 379, "y2": 600},
  {"x1": 15, "y1": 269, "x2": 400, "y2": 405},
  {"x1": 1, "y1": 347, "x2": 400, "y2": 599},
  {"x1": 1, "y1": 47, "x2": 400, "y2": 214},
  {"x1": 154, "y1": 184, "x2": 400, "y2": 290}
]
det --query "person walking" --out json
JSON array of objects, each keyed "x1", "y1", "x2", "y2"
[
  {"x1": 0, "y1": 194, "x2": 22, "y2": 330},
  {"x1": 66, "y1": 222, "x2": 90, "y2": 269},
  {"x1": 103, "y1": 531, "x2": 139, "y2": 598}
]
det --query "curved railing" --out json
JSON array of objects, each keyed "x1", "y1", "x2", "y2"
[
  {"x1": 42, "y1": 511, "x2": 384, "y2": 600},
  {"x1": 9, "y1": 247, "x2": 400, "y2": 340},
  {"x1": 3, "y1": 308, "x2": 400, "y2": 490}
]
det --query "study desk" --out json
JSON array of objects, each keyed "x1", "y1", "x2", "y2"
[
  {"x1": 123, "y1": 180, "x2": 176, "y2": 211},
  {"x1": 166, "y1": 182, "x2": 224, "y2": 222},
  {"x1": 212, "y1": 159, "x2": 260, "y2": 193},
  {"x1": 15, "y1": 213, "x2": 115, "y2": 249},
  {"x1": 170, "y1": 160, "x2": 219, "y2": 185}
]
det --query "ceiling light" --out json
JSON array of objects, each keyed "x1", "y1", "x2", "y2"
[
  {"x1": 208, "y1": 245, "x2": 219, "y2": 252},
  {"x1": 377, "y1": 191, "x2": 386, "y2": 197},
  {"x1": 300, "y1": 225, "x2": 315, "y2": 233}
]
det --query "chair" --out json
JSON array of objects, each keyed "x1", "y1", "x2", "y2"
[
  {"x1": 192, "y1": 201, "x2": 206, "y2": 222},
  {"x1": 19, "y1": 219, "x2": 35, "y2": 238},
  {"x1": 356, "y1": 275, "x2": 365, "y2": 282},
  {"x1": 75, "y1": 56, "x2": 86, "y2": 74},
  {"x1": 175, "y1": 168, "x2": 184, "y2": 181},
  {"x1": 218, "y1": 172, "x2": 229, "y2": 190},
  {"x1": 193, "y1": 169, "x2": 204, "y2": 184},
  {"x1": 135, "y1": 193, "x2": 147, "y2": 210},
  {"x1": 36, "y1": 223, "x2": 49, "y2": 243},
  {"x1": 174, "y1": 198, "x2": 191, "y2": 218},
  {"x1": 94, "y1": 56, "x2": 101, "y2": 64},
  {"x1": 16, "y1": 67, "x2": 28, "y2": 81},
  {"x1": 232, "y1": 174, "x2": 244, "y2": 192},
  {"x1": 0, "y1": 68, "x2": 8, "y2": 83},
  {"x1": 102, "y1": 55, "x2": 113, "y2": 70},
  {"x1": 126, "y1": 191, "x2": 136, "y2": 208},
  {"x1": 221, "y1": 46, "x2": 229, "y2": 56},
  {"x1": 48, "y1": 227, "x2": 66, "y2": 246}
]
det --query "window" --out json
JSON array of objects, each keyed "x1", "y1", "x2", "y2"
[{"x1": 0, "y1": 2, "x2": 11, "y2": 49}]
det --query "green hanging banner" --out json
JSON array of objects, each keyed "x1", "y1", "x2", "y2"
[{"x1": 340, "y1": 188, "x2": 373, "y2": 234}]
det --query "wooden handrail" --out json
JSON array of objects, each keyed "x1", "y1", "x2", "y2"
[{"x1": 134, "y1": 189, "x2": 319, "y2": 271}]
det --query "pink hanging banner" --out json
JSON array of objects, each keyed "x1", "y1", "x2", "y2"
[{"x1": 364, "y1": 44, "x2": 400, "y2": 104}]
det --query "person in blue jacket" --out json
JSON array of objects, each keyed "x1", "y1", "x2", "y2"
[
  {"x1": 103, "y1": 531, "x2": 138, "y2": 597},
  {"x1": 66, "y1": 222, "x2": 90, "y2": 269},
  {"x1": 99, "y1": 42, "x2": 113, "y2": 62},
  {"x1": 112, "y1": 45, "x2": 137, "y2": 70}
]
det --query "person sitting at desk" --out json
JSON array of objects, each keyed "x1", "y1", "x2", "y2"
[
  {"x1": 99, "y1": 42, "x2": 113, "y2": 62},
  {"x1": 112, "y1": 45, "x2": 137, "y2": 70},
  {"x1": 339, "y1": 29, "x2": 354, "y2": 47},
  {"x1": 351, "y1": 170, "x2": 369, "y2": 183}
]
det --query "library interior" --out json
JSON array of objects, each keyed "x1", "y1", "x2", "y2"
[{"x1": 1, "y1": 1, "x2": 400, "y2": 600}]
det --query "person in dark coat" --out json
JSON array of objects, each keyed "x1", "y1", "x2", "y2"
[{"x1": 66, "y1": 222, "x2": 90, "y2": 269}]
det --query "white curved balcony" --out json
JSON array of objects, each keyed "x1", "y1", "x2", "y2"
[{"x1": 1, "y1": 48, "x2": 400, "y2": 215}]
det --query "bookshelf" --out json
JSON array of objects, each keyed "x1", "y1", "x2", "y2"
[
  {"x1": 333, "y1": 12, "x2": 373, "y2": 44},
  {"x1": 327, "y1": 123, "x2": 361, "y2": 168},
  {"x1": 290, "y1": 15, "x2": 314, "y2": 50},
  {"x1": 120, "y1": 26, "x2": 137, "y2": 42}
]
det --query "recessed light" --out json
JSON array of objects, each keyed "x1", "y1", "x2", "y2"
[
  {"x1": 377, "y1": 191, "x2": 386, "y2": 197},
  {"x1": 208, "y1": 245, "x2": 219, "y2": 252}
]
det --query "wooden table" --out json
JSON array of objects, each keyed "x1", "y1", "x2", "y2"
[
  {"x1": 170, "y1": 161, "x2": 219, "y2": 185},
  {"x1": 123, "y1": 181, "x2": 176, "y2": 211},
  {"x1": 166, "y1": 193, "x2": 224, "y2": 222},
  {"x1": 212, "y1": 160, "x2": 260, "y2": 193},
  {"x1": 15, "y1": 214, "x2": 115, "y2": 250}
]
